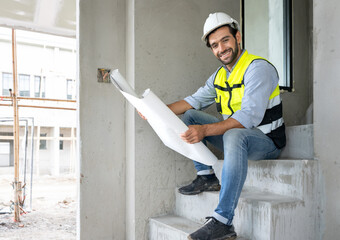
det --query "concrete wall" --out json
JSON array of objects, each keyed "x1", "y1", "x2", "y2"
[
  {"x1": 79, "y1": 0, "x2": 337, "y2": 239},
  {"x1": 313, "y1": 0, "x2": 340, "y2": 239},
  {"x1": 132, "y1": 1, "x2": 239, "y2": 238},
  {"x1": 79, "y1": 0, "x2": 240, "y2": 239},
  {"x1": 78, "y1": 0, "x2": 126, "y2": 239}
]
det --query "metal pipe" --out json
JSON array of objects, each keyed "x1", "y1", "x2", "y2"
[
  {"x1": 1, "y1": 103, "x2": 76, "y2": 110},
  {"x1": 0, "y1": 103, "x2": 11, "y2": 107},
  {"x1": 11, "y1": 28, "x2": 21, "y2": 222},
  {"x1": 23, "y1": 119, "x2": 28, "y2": 203},
  {"x1": 18, "y1": 105, "x2": 76, "y2": 111},
  {"x1": 29, "y1": 118, "x2": 34, "y2": 210},
  {"x1": 0, "y1": 95, "x2": 76, "y2": 103}
]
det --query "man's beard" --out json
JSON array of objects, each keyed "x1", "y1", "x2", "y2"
[{"x1": 218, "y1": 44, "x2": 239, "y2": 66}]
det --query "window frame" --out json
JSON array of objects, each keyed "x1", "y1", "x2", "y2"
[
  {"x1": 59, "y1": 133, "x2": 64, "y2": 150},
  {"x1": 66, "y1": 79, "x2": 75, "y2": 100},
  {"x1": 241, "y1": 0, "x2": 293, "y2": 91},
  {"x1": 2, "y1": 72, "x2": 13, "y2": 96},
  {"x1": 18, "y1": 74, "x2": 31, "y2": 97},
  {"x1": 39, "y1": 133, "x2": 47, "y2": 150},
  {"x1": 34, "y1": 75, "x2": 46, "y2": 98}
]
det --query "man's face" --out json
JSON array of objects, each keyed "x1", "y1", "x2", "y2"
[{"x1": 208, "y1": 26, "x2": 241, "y2": 70}]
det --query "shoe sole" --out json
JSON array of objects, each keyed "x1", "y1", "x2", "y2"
[
  {"x1": 187, "y1": 234, "x2": 237, "y2": 240},
  {"x1": 179, "y1": 185, "x2": 221, "y2": 195}
]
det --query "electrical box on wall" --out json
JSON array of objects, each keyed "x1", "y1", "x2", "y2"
[{"x1": 97, "y1": 68, "x2": 111, "y2": 83}]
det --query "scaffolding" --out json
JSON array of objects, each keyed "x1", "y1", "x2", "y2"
[
  {"x1": 0, "y1": 28, "x2": 77, "y2": 222},
  {"x1": 0, "y1": 117, "x2": 34, "y2": 213}
]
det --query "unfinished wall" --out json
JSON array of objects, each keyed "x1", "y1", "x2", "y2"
[
  {"x1": 78, "y1": 0, "x2": 239, "y2": 238},
  {"x1": 313, "y1": 0, "x2": 340, "y2": 239},
  {"x1": 131, "y1": 0, "x2": 240, "y2": 238},
  {"x1": 78, "y1": 0, "x2": 126, "y2": 239},
  {"x1": 78, "y1": 0, "x2": 318, "y2": 239}
]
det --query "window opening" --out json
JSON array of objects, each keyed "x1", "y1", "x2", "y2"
[
  {"x1": 242, "y1": 0, "x2": 292, "y2": 90},
  {"x1": 19, "y1": 74, "x2": 30, "y2": 97},
  {"x1": 59, "y1": 133, "x2": 64, "y2": 150},
  {"x1": 39, "y1": 133, "x2": 47, "y2": 150},
  {"x1": 34, "y1": 76, "x2": 46, "y2": 98},
  {"x1": 66, "y1": 79, "x2": 75, "y2": 100},
  {"x1": 2, "y1": 73, "x2": 13, "y2": 96}
]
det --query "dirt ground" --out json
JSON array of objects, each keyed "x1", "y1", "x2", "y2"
[{"x1": 0, "y1": 174, "x2": 77, "y2": 240}]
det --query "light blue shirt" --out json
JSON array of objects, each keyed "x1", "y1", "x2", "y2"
[{"x1": 184, "y1": 50, "x2": 279, "y2": 129}]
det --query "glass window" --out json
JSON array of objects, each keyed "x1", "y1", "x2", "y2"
[
  {"x1": 59, "y1": 133, "x2": 64, "y2": 150},
  {"x1": 19, "y1": 74, "x2": 30, "y2": 97},
  {"x1": 2, "y1": 73, "x2": 13, "y2": 96},
  {"x1": 39, "y1": 133, "x2": 47, "y2": 150},
  {"x1": 41, "y1": 77, "x2": 46, "y2": 98},
  {"x1": 66, "y1": 79, "x2": 75, "y2": 100},
  {"x1": 34, "y1": 76, "x2": 41, "y2": 97},
  {"x1": 34, "y1": 76, "x2": 46, "y2": 98},
  {"x1": 243, "y1": 0, "x2": 292, "y2": 90}
]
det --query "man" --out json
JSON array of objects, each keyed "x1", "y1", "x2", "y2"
[{"x1": 167, "y1": 12, "x2": 286, "y2": 239}]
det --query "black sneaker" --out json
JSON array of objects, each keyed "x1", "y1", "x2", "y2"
[
  {"x1": 188, "y1": 217, "x2": 237, "y2": 240},
  {"x1": 178, "y1": 174, "x2": 221, "y2": 195}
]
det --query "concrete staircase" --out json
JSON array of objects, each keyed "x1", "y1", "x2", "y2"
[{"x1": 149, "y1": 124, "x2": 319, "y2": 240}]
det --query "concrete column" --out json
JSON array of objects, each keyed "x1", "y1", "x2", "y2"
[
  {"x1": 78, "y1": 0, "x2": 126, "y2": 239},
  {"x1": 52, "y1": 126, "x2": 60, "y2": 176},
  {"x1": 313, "y1": 0, "x2": 340, "y2": 239},
  {"x1": 125, "y1": 0, "x2": 135, "y2": 238}
]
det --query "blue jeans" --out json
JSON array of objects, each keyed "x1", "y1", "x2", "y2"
[{"x1": 182, "y1": 109, "x2": 281, "y2": 225}]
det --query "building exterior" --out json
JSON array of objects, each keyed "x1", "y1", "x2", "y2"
[{"x1": 0, "y1": 27, "x2": 76, "y2": 176}]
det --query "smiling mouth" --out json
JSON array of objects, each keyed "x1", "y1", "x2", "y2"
[{"x1": 219, "y1": 49, "x2": 232, "y2": 59}]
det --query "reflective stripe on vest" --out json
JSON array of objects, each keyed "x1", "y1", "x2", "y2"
[{"x1": 214, "y1": 50, "x2": 286, "y2": 148}]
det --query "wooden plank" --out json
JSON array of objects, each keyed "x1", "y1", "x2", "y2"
[{"x1": 12, "y1": 28, "x2": 21, "y2": 222}]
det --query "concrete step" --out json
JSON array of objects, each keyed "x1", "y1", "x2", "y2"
[
  {"x1": 149, "y1": 215, "x2": 248, "y2": 240},
  {"x1": 150, "y1": 125, "x2": 317, "y2": 240},
  {"x1": 174, "y1": 187, "x2": 317, "y2": 240},
  {"x1": 234, "y1": 188, "x2": 306, "y2": 240},
  {"x1": 280, "y1": 124, "x2": 313, "y2": 159},
  {"x1": 213, "y1": 159, "x2": 318, "y2": 200}
]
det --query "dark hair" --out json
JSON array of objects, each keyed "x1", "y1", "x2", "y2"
[{"x1": 205, "y1": 24, "x2": 238, "y2": 48}]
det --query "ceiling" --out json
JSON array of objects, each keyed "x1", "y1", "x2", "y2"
[{"x1": 0, "y1": 0, "x2": 76, "y2": 38}]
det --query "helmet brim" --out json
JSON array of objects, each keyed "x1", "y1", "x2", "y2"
[{"x1": 201, "y1": 22, "x2": 239, "y2": 43}]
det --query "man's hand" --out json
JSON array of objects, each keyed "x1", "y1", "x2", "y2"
[{"x1": 180, "y1": 125, "x2": 206, "y2": 144}]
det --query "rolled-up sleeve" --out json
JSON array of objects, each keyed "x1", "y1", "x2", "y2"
[
  {"x1": 231, "y1": 60, "x2": 279, "y2": 129},
  {"x1": 184, "y1": 70, "x2": 218, "y2": 110}
]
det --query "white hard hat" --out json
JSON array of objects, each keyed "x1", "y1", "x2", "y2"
[{"x1": 201, "y1": 12, "x2": 239, "y2": 42}]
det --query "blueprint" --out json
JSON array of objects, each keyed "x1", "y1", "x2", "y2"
[{"x1": 110, "y1": 69, "x2": 217, "y2": 166}]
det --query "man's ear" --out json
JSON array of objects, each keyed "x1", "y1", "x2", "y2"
[{"x1": 236, "y1": 31, "x2": 241, "y2": 45}]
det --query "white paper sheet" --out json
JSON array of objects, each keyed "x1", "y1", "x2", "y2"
[{"x1": 110, "y1": 69, "x2": 217, "y2": 166}]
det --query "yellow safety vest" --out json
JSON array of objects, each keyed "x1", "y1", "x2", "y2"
[
  {"x1": 214, "y1": 50, "x2": 286, "y2": 149},
  {"x1": 214, "y1": 50, "x2": 280, "y2": 115}
]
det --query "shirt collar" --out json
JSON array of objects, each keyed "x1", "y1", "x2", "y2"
[{"x1": 223, "y1": 49, "x2": 246, "y2": 74}]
